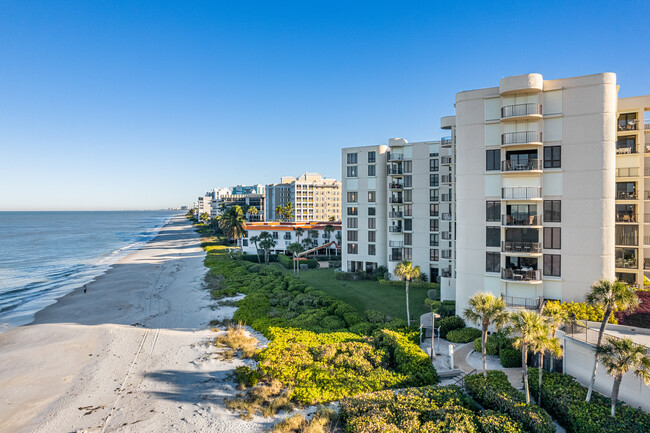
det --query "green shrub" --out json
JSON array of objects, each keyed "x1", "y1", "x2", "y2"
[
  {"x1": 234, "y1": 366, "x2": 261, "y2": 388},
  {"x1": 378, "y1": 278, "x2": 440, "y2": 290},
  {"x1": 374, "y1": 329, "x2": 438, "y2": 387},
  {"x1": 474, "y1": 334, "x2": 508, "y2": 356},
  {"x1": 499, "y1": 348, "x2": 522, "y2": 368},
  {"x1": 439, "y1": 315, "x2": 465, "y2": 338},
  {"x1": 464, "y1": 371, "x2": 555, "y2": 433},
  {"x1": 478, "y1": 410, "x2": 526, "y2": 433},
  {"x1": 545, "y1": 299, "x2": 618, "y2": 324},
  {"x1": 365, "y1": 309, "x2": 385, "y2": 323},
  {"x1": 528, "y1": 368, "x2": 650, "y2": 433},
  {"x1": 447, "y1": 327, "x2": 482, "y2": 343},
  {"x1": 277, "y1": 254, "x2": 319, "y2": 270},
  {"x1": 348, "y1": 322, "x2": 374, "y2": 335},
  {"x1": 239, "y1": 253, "x2": 278, "y2": 263}
]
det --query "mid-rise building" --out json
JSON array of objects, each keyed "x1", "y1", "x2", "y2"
[
  {"x1": 265, "y1": 173, "x2": 341, "y2": 222},
  {"x1": 232, "y1": 184, "x2": 266, "y2": 195},
  {"x1": 209, "y1": 188, "x2": 232, "y2": 218},
  {"x1": 239, "y1": 221, "x2": 342, "y2": 255}
]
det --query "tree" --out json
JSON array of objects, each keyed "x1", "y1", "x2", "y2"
[
  {"x1": 463, "y1": 293, "x2": 509, "y2": 378},
  {"x1": 200, "y1": 212, "x2": 210, "y2": 224},
  {"x1": 282, "y1": 202, "x2": 294, "y2": 221},
  {"x1": 216, "y1": 205, "x2": 246, "y2": 243},
  {"x1": 250, "y1": 235, "x2": 261, "y2": 263},
  {"x1": 324, "y1": 224, "x2": 334, "y2": 259},
  {"x1": 393, "y1": 260, "x2": 421, "y2": 326},
  {"x1": 258, "y1": 231, "x2": 276, "y2": 265},
  {"x1": 530, "y1": 324, "x2": 562, "y2": 406},
  {"x1": 585, "y1": 279, "x2": 639, "y2": 401},
  {"x1": 510, "y1": 310, "x2": 549, "y2": 404},
  {"x1": 301, "y1": 238, "x2": 314, "y2": 254},
  {"x1": 598, "y1": 336, "x2": 650, "y2": 417},
  {"x1": 541, "y1": 301, "x2": 568, "y2": 372},
  {"x1": 294, "y1": 227, "x2": 304, "y2": 244},
  {"x1": 425, "y1": 299, "x2": 441, "y2": 359},
  {"x1": 247, "y1": 206, "x2": 259, "y2": 221},
  {"x1": 328, "y1": 215, "x2": 336, "y2": 222},
  {"x1": 286, "y1": 242, "x2": 304, "y2": 277}
]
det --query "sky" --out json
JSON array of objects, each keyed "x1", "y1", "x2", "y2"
[{"x1": 1, "y1": 0, "x2": 649, "y2": 211}]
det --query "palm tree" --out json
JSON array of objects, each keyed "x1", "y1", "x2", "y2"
[
  {"x1": 274, "y1": 205, "x2": 284, "y2": 221},
  {"x1": 542, "y1": 301, "x2": 568, "y2": 372},
  {"x1": 258, "y1": 231, "x2": 275, "y2": 265},
  {"x1": 324, "y1": 224, "x2": 334, "y2": 259},
  {"x1": 294, "y1": 227, "x2": 304, "y2": 244},
  {"x1": 200, "y1": 212, "x2": 210, "y2": 224},
  {"x1": 463, "y1": 293, "x2": 509, "y2": 378},
  {"x1": 393, "y1": 260, "x2": 421, "y2": 326},
  {"x1": 216, "y1": 206, "x2": 246, "y2": 243},
  {"x1": 248, "y1": 206, "x2": 259, "y2": 221},
  {"x1": 282, "y1": 202, "x2": 294, "y2": 221},
  {"x1": 328, "y1": 215, "x2": 336, "y2": 222},
  {"x1": 530, "y1": 326, "x2": 562, "y2": 406},
  {"x1": 510, "y1": 310, "x2": 549, "y2": 404},
  {"x1": 585, "y1": 279, "x2": 640, "y2": 401},
  {"x1": 250, "y1": 235, "x2": 261, "y2": 263},
  {"x1": 301, "y1": 238, "x2": 313, "y2": 254},
  {"x1": 286, "y1": 242, "x2": 304, "y2": 276},
  {"x1": 598, "y1": 336, "x2": 650, "y2": 417}
]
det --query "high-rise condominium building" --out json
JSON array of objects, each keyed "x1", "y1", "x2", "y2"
[
  {"x1": 341, "y1": 139, "x2": 457, "y2": 300},
  {"x1": 265, "y1": 173, "x2": 342, "y2": 222}
]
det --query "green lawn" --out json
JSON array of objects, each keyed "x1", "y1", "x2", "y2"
[{"x1": 296, "y1": 268, "x2": 430, "y2": 324}]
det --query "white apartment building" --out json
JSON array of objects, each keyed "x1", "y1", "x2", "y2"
[
  {"x1": 265, "y1": 173, "x2": 341, "y2": 222},
  {"x1": 239, "y1": 221, "x2": 341, "y2": 255},
  {"x1": 209, "y1": 187, "x2": 232, "y2": 218},
  {"x1": 197, "y1": 193, "x2": 213, "y2": 218}
]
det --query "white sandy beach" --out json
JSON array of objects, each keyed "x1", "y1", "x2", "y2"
[{"x1": 0, "y1": 216, "x2": 272, "y2": 433}]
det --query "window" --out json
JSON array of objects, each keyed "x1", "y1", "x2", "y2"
[
  {"x1": 486, "y1": 226, "x2": 500, "y2": 247},
  {"x1": 368, "y1": 231, "x2": 376, "y2": 242},
  {"x1": 368, "y1": 191, "x2": 376, "y2": 202},
  {"x1": 404, "y1": 189, "x2": 412, "y2": 202},
  {"x1": 430, "y1": 174, "x2": 439, "y2": 187},
  {"x1": 543, "y1": 254, "x2": 561, "y2": 276},
  {"x1": 404, "y1": 219, "x2": 412, "y2": 231},
  {"x1": 368, "y1": 217, "x2": 376, "y2": 229},
  {"x1": 368, "y1": 207, "x2": 376, "y2": 216},
  {"x1": 272, "y1": 232, "x2": 279, "y2": 239},
  {"x1": 347, "y1": 230, "x2": 358, "y2": 241},
  {"x1": 486, "y1": 252, "x2": 500, "y2": 273},
  {"x1": 347, "y1": 243, "x2": 358, "y2": 254},
  {"x1": 404, "y1": 248, "x2": 412, "y2": 260},
  {"x1": 346, "y1": 166, "x2": 358, "y2": 177},
  {"x1": 404, "y1": 233, "x2": 412, "y2": 245},
  {"x1": 347, "y1": 192, "x2": 358, "y2": 203},
  {"x1": 544, "y1": 228, "x2": 561, "y2": 249},
  {"x1": 430, "y1": 204, "x2": 439, "y2": 216},
  {"x1": 543, "y1": 200, "x2": 561, "y2": 222},
  {"x1": 404, "y1": 204, "x2": 412, "y2": 216},
  {"x1": 430, "y1": 233, "x2": 439, "y2": 246},
  {"x1": 430, "y1": 249, "x2": 439, "y2": 261},
  {"x1": 242, "y1": 239, "x2": 248, "y2": 246},
  {"x1": 347, "y1": 207, "x2": 358, "y2": 215},
  {"x1": 403, "y1": 160, "x2": 412, "y2": 173},
  {"x1": 430, "y1": 159, "x2": 439, "y2": 172},
  {"x1": 347, "y1": 217, "x2": 358, "y2": 228},
  {"x1": 367, "y1": 151, "x2": 376, "y2": 163},
  {"x1": 430, "y1": 189, "x2": 439, "y2": 202},
  {"x1": 404, "y1": 175, "x2": 412, "y2": 187},
  {"x1": 430, "y1": 219, "x2": 439, "y2": 231},
  {"x1": 544, "y1": 146, "x2": 561, "y2": 168},
  {"x1": 347, "y1": 153, "x2": 358, "y2": 164},
  {"x1": 616, "y1": 248, "x2": 638, "y2": 268},
  {"x1": 616, "y1": 225, "x2": 638, "y2": 246},
  {"x1": 368, "y1": 244, "x2": 376, "y2": 255},
  {"x1": 486, "y1": 201, "x2": 501, "y2": 222},
  {"x1": 368, "y1": 165, "x2": 376, "y2": 176},
  {"x1": 486, "y1": 149, "x2": 500, "y2": 171}
]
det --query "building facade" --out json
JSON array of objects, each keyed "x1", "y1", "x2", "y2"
[
  {"x1": 239, "y1": 221, "x2": 341, "y2": 255},
  {"x1": 265, "y1": 173, "x2": 341, "y2": 222}
]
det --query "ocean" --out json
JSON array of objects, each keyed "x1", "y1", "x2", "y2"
[{"x1": 0, "y1": 210, "x2": 179, "y2": 331}]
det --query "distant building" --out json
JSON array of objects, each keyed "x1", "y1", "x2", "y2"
[
  {"x1": 218, "y1": 193, "x2": 266, "y2": 221},
  {"x1": 239, "y1": 221, "x2": 341, "y2": 255},
  {"x1": 266, "y1": 172, "x2": 341, "y2": 222},
  {"x1": 209, "y1": 187, "x2": 234, "y2": 218},
  {"x1": 232, "y1": 184, "x2": 266, "y2": 195}
]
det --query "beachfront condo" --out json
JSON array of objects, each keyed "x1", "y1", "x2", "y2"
[
  {"x1": 265, "y1": 172, "x2": 342, "y2": 222},
  {"x1": 239, "y1": 221, "x2": 342, "y2": 256}
]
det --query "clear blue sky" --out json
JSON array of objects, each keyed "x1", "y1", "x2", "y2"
[{"x1": 1, "y1": 0, "x2": 648, "y2": 210}]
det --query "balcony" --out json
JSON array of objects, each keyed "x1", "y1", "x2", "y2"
[
  {"x1": 501, "y1": 103, "x2": 542, "y2": 120},
  {"x1": 502, "y1": 187, "x2": 542, "y2": 200},
  {"x1": 388, "y1": 153, "x2": 404, "y2": 161},
  {"x1": 501, "y1": 268, "x2": 542, "y2": 282},
  {"x1": 646, "y1": 122, "x2": 650, "y2": 130},
  {"x1": 616, "y1": 191, "x2": 638, "y2": 200},
  {"x1": 389, "y1": 254, "x2": 403, "y2": 261},
  {"x1": 389, "y1": 197, "x2": 403, "y2": 204},
  {"x1": 441, "y1": 231, "x2": 452, "y2": 240},
  {"x1": 501, "y1": 131, "x2": 543, "y2": 146},
  {"x1": 389, "y1": 240, "x2": 404, "y2": 247},
  {"x1": 389, "y1": 211, "x2": 403, "y2": 218},
  {"x1": 616, "y1": 213, "x2": 638, "y2": 223},
  {"x1": 616, "y1": 258, "x2": 637, "y2": 269},
  {"x1": 441, "y1": 213, "x2": 452, "y2": 221},
  {"x1": 388, "y1": 167, "x2": 403, "y2": 175},
  {"x1": 389, "y1": 183, "x2": 404, "y2": 190},
  {"x1": 502, "y1": 241, "x2": 542, "y2": 254},
  {"x1": 502, "y1": 214, "x2": 540, "y2": 226},
  {"x1": 441, "y1": 175, "x2": 453, "y2": 184},
  {"x1": 441, "y1": 250, "x2": 452, "y2": 259},
  {"x1": 501, "y1": 159, "x2": 542, "y2": 172},
  {"x1": 503, "y1": 295, "x2": 543, "y2": 310},
  {"x1": 389, "y1": 226, "x2": 403, "y2": 233},
  {"x1": 618, "y1": 118, "x2": 638, "y2": 131},
  {"x1": 441, "y1": 136, "x2": 453, "y2": 147},
  {"x1": 441, "y1": 156, "x2": 453, "y2": 164}
]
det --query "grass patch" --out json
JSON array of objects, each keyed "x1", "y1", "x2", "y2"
[
  {"x1": 271, "y1": 407, "x2": 339, "y2": 433},
  {"x1": 226, "y1": 378, "x2": 294, "y2": 420},
  {"x1": 214, "y1": 324, "x2": 258, "y2": 360},
  {"x1": 297, "y1": 268, "x2": 430, "y2": 322}
]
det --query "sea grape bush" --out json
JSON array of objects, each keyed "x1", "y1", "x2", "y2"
[
  {"x1": 544, "y1": 300, "x2": 617, "y2": 324},
  {"x1": 446, "y1": 327, "x2": 482, "y2": 343},
  {"x1": 439, "y1": 315, "x2": 466, "y2": 338}
]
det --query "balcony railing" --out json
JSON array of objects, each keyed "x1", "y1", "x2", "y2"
[
  {"x1": 441, "y1": 269, "x2": 452, "y2": 278},
  {"x1": 441, "y1": 213, "x2": 452, "y2": 221},
  {"x1": 617, "y1": 167, "x2": 639, "y2": 177},
  {"x1": 390, "y1": 183, "x2": 404, "y2": 189},
  {"x1": 502, "y1": 214, "x2": 540, "y2": 226},
  {"x1": 388, "y1": 167, "x2": 403, "y2": 175},
  {"x1": 389, "y1": 197, "x2": 403, "y2": 204},
  {"x1": 501, "y1": 159, "x2": 542, "y2": 172},
  {"x1": 441, "y1": 175, "x2": 452, "y2": 183},
  {"x1": 389, "y1": 240, "x2": 404, "y2": 247},
  {"x1": 388, "y1": 153, "x2": 404, "y2": 161},
  {"x1": 503, "y1": 295, "x2": 543, "y2": 309},
  {"x1": 646, "y1": 122, "x2": 650, "y2": 130},
  {"x1": 501, "y1": 103, "x2": 542, "y2": 119},
  {"x1": 502, "y1": 131, "x2": 543, "y2": 145},
  {"x1": 442, "y1": 231, "x2": 452, "y2": 240},
  {"x1": 616, "y1": 258, "x2": 638, "y2": 269},
  {"x1": 441, "y1": 194, "x2": 451, "y2": 202},
  {"x1": 389, "y1": 211, "x2": 403, "y2": 218},
  {"x1": 389, "y1": 226, "x2": 403, "y2": 233},
  {"x1": 441, "y1": 156, "x2": 453, "y2": 164},
  {"x1": 616, "y1": 214, "x2": 637, "y2": 223},
  {"x1": 441, "y1": 136, "x2": 453, "y2": 146},
  {"x1": 616, "y1": 191, "x2": 638, "y2": 200},
  {"x1": 389, "y1": 254, "x2": 403, "y2": 261},
  {"x1": 502, "y1": 187, "x2": 542, "y2": 200},
  {"x1": 441, "y1": 250, "x2": 452, "y2": 259},
  {"x1": 618, "y1": 119, "x2": 638, "y2": 131},
  {"x1": 501, "y1": 268, "x2": 542, "y2": 282},
  {"x1": 502, "y1": 241, "x2": 542, "y2": 253},
  {"x1": 616, "y1": 144, "x2": 637, "y2": 154}
]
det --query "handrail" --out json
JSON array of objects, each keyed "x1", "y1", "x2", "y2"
[{"x1": 501, "y1": 103, "x2": 541, "y2": 118}]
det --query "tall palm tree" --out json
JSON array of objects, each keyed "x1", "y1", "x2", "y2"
[
  {"x1": 258, "y1": 231, "x2": 275, "y2": 265},
  {"x1": 324, "y1": 224, "x2": 334, "y2": 259},
  {"x1": 286, "y1": 242, "x2": 304, "y2": 276},
  {"x1": 585, "y1": 279, "x2": 639, "y2": 401},
  {"x1": 530, "y1": 326, "x2": 562, "y2": 406},
  {"x1": 598, "y1": 336, "x2": 650, "y2": 417},
  {"x1": 463, "y1": 293, "x2": 509, "y2": 378},
  {"x1": 249, "y1": 235, "x2": 261, "y2": 263},
  {"x1": 274, "y1": 205, "x2": 284, "y2": 221},
  {"x1": 282, "y1": 202, "x2": 294, "y2": 221},
  {"x1": 200, "y1": 212, "x2": 210, "y2": 224},
  {"x1": 294, "y1": 227, "x2": 304, "y2": 244},
  {"x1": 393, "y1": 260, "x2": 421, "y2": 326},
  {"x1": 542, "y1": 301, "x2": 568, "y2": 372},
  {"x1": 247, "y1": 206, "x2": 259, "y2": 221},
  {"x1": 216, "y1": 206, "x2": 246, "y2": 243},
  {"x1": 510, "y1": 310, "x2": 549, "y2": 404}
]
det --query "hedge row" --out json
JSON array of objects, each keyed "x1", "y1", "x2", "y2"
[
  {"x1": 440, "y1": 315, "x2": 466, "y2": 338},
  {"x1": 378, "y1": 278, "x2": 440, "y2": 290},
  {"x1": 528, "y1": 368, "x2": 650, "y2": 433},
  {"x1": 447, "y1": 327, "x2": 482, "y2": 343},
  {"x1": 277, "y1": 253, "x2": 318, "y2": 269},
  {"x1": 464, "y1": 371, "x2": 555, "y2": 433},
  {"x1": 374, "y1": 329, "x2": 438, "y2": 387}
]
